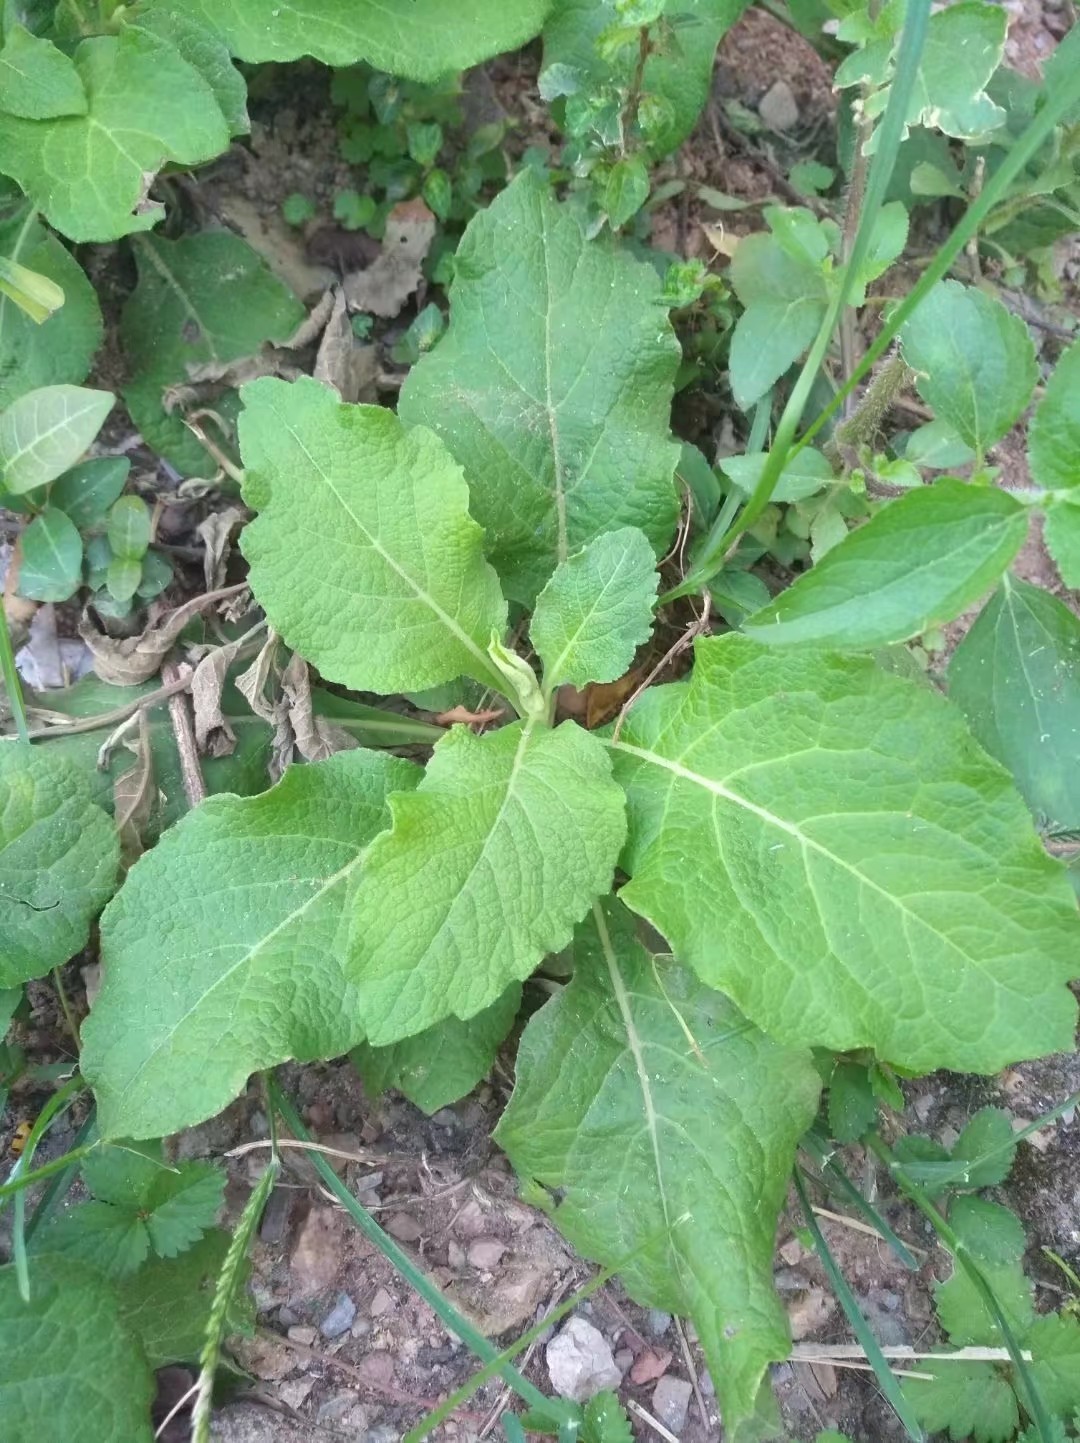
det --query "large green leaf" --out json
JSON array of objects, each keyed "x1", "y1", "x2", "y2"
[
  {"x1": 121, "y1": 231, "x2": 304, "y2": 475},
  {"x1": 949, "y1": 578, "x2": 1080, "y2": 834},
  {"x1": 0, "y1": 383, "x2": 112, "y2": 494},
  {"x1": 741, "y1": 481, "x2": 1028, "y2": 649},
  {"x1": 1028, "y1": 336, "x2": 1080, "y2": 492},
  {"x1": 81, "y1": 750, "x2": 420, "y2": 1139},
  {"x1": 349, "y1": 719, "x2": 626, "y2": 1045},
  {"x1": 541, "y1": 0, "x2": 751, "y2": 156},
  {"x1": 530, "y1": 527, "x2": 658, "y2": 691},
  {"x1": 609, "y1": 634, "x2": 1079, "y2": 1074},
  {"x1": 0, "y1": 746, "x2": 119, "y2": 988},
  {"x1": 496, "y1": 899, "x2": 820, "y2": 1430},
  {"x1": 899, "y1": 280, "x2": 1037, "y2": 457},
  {"x1": 239, "y1": 376, "x2": 508, "y2": 695},
  {"x1": 0, "y1": 28, "x2": 231, "y2": 242},
  {"x1": 149, "y1": 0, "x2": 552, "y2": 76},
  {"x1": 0, "y1": 24, "x2": 86, "y2": 118},
  {"x1": 353, "y1": 983, "x2": 521, "y2": 1114},
  {"x1": 0, "y1": 208, "x2": 101, "y2": 410},
  {"x1": 399, "y1": 170, "x2": 681, "y2": 603},
  {"x1": 0, "y1": 1253, "x2": 155, "y2": 1443}
]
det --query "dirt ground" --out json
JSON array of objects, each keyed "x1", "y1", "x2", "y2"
[{"x1": 3, "y1": 5, "x2": 1080, "y2": 1442}]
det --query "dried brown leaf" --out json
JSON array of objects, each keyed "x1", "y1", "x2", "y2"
[
  {"x1": 111, "y1": 709, "x2": 155, "y2": 864},
  {"x1": 280, "y1": 651, "x2": 358, "y2": 761},
  {"x1": 313, "y1": 287, "x2": 379, "y2": 403},
  {"x1": 343, "y1": 199, "x2": 436, "y2": 319},
  {"x1": 79, "y1": 583, "x2": 249, "y2": 686},
  {"x1": 197, "y1": 506, "x2": 246, "y2": 592}
]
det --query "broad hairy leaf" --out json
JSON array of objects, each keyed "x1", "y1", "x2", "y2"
[
  {"x1": 117, "y1": 1228, "x2": 253, "y2": 1367},
  {"x1": 239, "y1": 376, "x2": 509, "y2": 695},
  {"x1": 531, "y1": 527, "x2": 658, "y2": 691},
  {"x1": 0, "y1": 1253, "x2": 155, "y2": 1443},
  {"x1": 150, "y1": 0, "x2": 552, "y2": 76},
  {"x1": 349, "y1": 719, "x2": 626, "y2": 1046},
  {"x1": 899, "y1": 280, "x2": 1037, "y2": 456},
  {"x1": 727, "y1": 208, "x2": 830, "y2": 412},
  {"x1": 0, "y1": 383, "x2": 112, "y2": 494},
  {"x1": 0, "y1": 208, "x2": 102, "y2": 410},
  {"x1": 609, "y1": 634, "x2": 1080, "y2": 1074},
  {"x1": 949, "y1": 577, "x2": 1080, "y2": 833},
  {"x1": 0, "y1": 23, "x2": 86, "y2": 118},
  {"x1": 903, "y1": 1360, "x2": 1019, "y2": 1443},
  {"x1": 127, "y1": 6, "x2": 248, "y2": 137},
  {"x1": 353, "y1": 983, "x2": 521, "y2": 1115},
  {"x1": 121, "y1": 231, "x2": 304, "y2": 475},
  {"x1": 0, "y1": 28, "x2": 231, "y2": 242},
  {"x1": 496, "y1": 898, "x2": 820, "y2": 1430},
  {"x1": 541, "y1": 0, "x2": 751, "y2": 156},
  {"x1": 0, "y1": 746, "x2": 119, "y2": 988},
  {"x1": 17, "y1": 504, "x2": 83, "y2": 601},
  {"x1": 1028, "y1": 335, "x2": 1080, "y2": 493},
  {"x1": 399, "y1": 170, "x2": 681, "y2": 603},
  {"x1": 41, "y1": 1140, "x2": 225, "y2": 1277},
  {"x1": 741, "y1": 481, "x2": 1028, "y2": 649},
  {"x1": 82, "y1": 750, "x2": 420, "y2": 1139}
]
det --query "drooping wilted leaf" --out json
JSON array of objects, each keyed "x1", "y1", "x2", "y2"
[
  {"x1": 147, "y1": 0, "x2": 552, "y2": 75},
  {"x1": 399, "y1": 170, "x2": 681, "y2": 602},
  {"x1": 121, "y1": 231, "x2": 304, "y2": 475},
  {"x1": 742, "y1": 481, "x2": 1028, "y2": 649},
  {"x1": 353, "y1": 984, "x2": 521, "y2": 1114},
  {"x1": 0, "y1": 746, "x2": 119, "y2": 987},
  {"x1": 949, "y1": 577, "x2": 1080, "y2": 833},
  {"x1": 82, "y1": 750, "x2": 420, "y2": 1138},
  {"x1": 0, "y1": 207, "x2": 102, "y2": 409},
  {"x1": 349, "y1": 720, "x2": 626, "y2": 1045},
  {"x1": 610, "y1": 634, "x2": 1080, "y2": 1074},
  {"x1": 497, "y1": 898, "x2": 820, "y2": 1430},
  {"x1": 239, "y1": 376, "x2": 509, "y2": 695}
]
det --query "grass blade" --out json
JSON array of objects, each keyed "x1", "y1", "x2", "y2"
[
  {"x1": 794, "y1": 1166, "x2": 926, "y2": 1441},
  {"x1": 800, "y1": 1130, "x2": 919, "y2": 1271}
]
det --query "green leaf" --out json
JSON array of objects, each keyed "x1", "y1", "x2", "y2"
[
  {"x1": 727, "y1": 210, "x2": 830, "y2": 411},
  {"x1": 950, "y1": 1106, "x2": 1017, "y2": 1187},
  {"x1": 495, "y1": 898, "x2": 820, "y2": 1430},
  {"x1": 83, "y1": 1140, "x2": 225, "y2": 1256},
  {"x1": 38, "y1": 1201, "x2": 151, "y2": 1277},
  {"x1": 903, "y1": 1360, "x2": 1019, "y2": 1443},
  {"x1": 531, "y1": 527, "x2": 658, "y2": 691},
  {"x1": 81, "y1": 750, "x2": 420, "y2": 1139},
  {"x1": 0, "y1": 746, "x2": 119, "y2": 988},
  {"x1": 48, "y1": 456, "x2": 129, "y2": 530},
  {"x1": 127, "y1": 6, "x2": 249, "y2": 138},
  {"x1": 239, "y1": 376, "x2": 508, "y2": 696},
  {"x1": 0, "y1": 208, "x2": 102, "y2": 411},
  {"x1": 1028, "y1": 1313, "x2": 1080, "y2": 1417},
  {"x1": 121, "y1": 231, "x2": 304, "y2": 475},
  {"x1": 0, "y1": 28, "x2": 231, "y2": 242},
  {"x1": 948, "y1": 1198, "x2": 1025, "y2": 1265},
  {"x1": 899, "y1": 279, "x2": 1037, "y2": 455},
  {"x1": 541, "y1": 0, "x2": 752, "y2": 156},
  {"x1": 17, "y1": 505, "x2": 83, "y2": 602},
  {"x1": 720, "y1": 447, "x2": 834, "y2": 504},
  {"x1": 741, "y1": 481, "x2": 1028, "y2": 649},
  {"x1": 950, "y1": 577, "x2": 1080, "y2": 833},
  {"x1": 107, "y1": 494, "x2": 151, "y2": 561},
  {"x1": 0, "y1": 383, "x2": 112, "y2": 493},
  {"x1": 0, "y1": 1253, "x2": 155, "y2": 1443},
  {"x1": 349, "y1": 720, "x2": 626, "y2": 1046},
  {"x1": 1028, "y1": 334, "x2": 1080, "y2": 492},
  {"x1": 153, "y1": 0, "x2": 552, "y2": 76},
  {"x1": 1044, "y1": 505, "x2": 1080, "y2": 590},
  {"x1": 117, "y1": 1228, "x2": 253, "y2": 1367},
  {"x1": 0, "y1": 23, "x2": 87, "y2": 118},
  {"x1": 609, "y1": 633, "x2": 1080, "y2": 1074},
  {"x1": 352, "y1": 983, "x2": 521, "y2": 1114},
  {"x1": 399, "y1": 170, "x2": 681, "y2": 603},
  {"x1": 935, "y1": 1258, "x2": 1034, "y2": 1345},
  {"x1": 604, "y1": 156, "x2": 650, "y2": 227},
  {"x1": 828, "y1": 1060, "x2": 877, "y2": 1143}
]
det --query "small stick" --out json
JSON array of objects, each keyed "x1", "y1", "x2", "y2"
[
  {"x1": 225, "y1": 1137, "x2": 388, "y2": 1166},
  {"x1": 162, "y1": 660, "x2": 206, "y2": 807},
  {"x1": 812, "y1": 1204, "x2": 927, "y2": 1256},
  {"x1": 611, "y1": 595, "x2": 710, "y2": 743},
  {"x1": 792, "y1": 1343, "x2": 1031, "y2": 1363},
  {"x1": 673, "y1": 1316, "x2": 710, "y2": 1429},
  {"x1": 627, "y1": 1397, "x2": 682, "y2": 1443}
]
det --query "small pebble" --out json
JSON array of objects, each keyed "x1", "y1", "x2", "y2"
[
  {"x1": 369, "y1": 1287, "x2": 394, "y2": 1318},
  {"x1": 758, "y1": 78, "x2": 799, "y2": 131},
  {"x1": 386, "y1": 1212, "x2": 422, "y2": 1243},
  {"x1": 287, "y1": 1325, "x2": 317, "y2": 1346},
  {"x1": 320, "y1": 1293, "x2": 357, "y2": 1339},
  {"x1": 645, "y1": 1308, "x2": 672, "y2": 1338},
  {"x1": 652, "y1": 1376, "x2": 693, "y2": 1434},
  {"x1": 614, "y1": 1348, "x2": 634, "y2": 1374},
  {"x1": 467, "y1": 1237, "x2": 508, "y2": 1270}
]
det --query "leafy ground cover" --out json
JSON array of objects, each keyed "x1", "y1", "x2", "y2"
[{"x1": 2, "y1": 1, "x2": 1080, "y2": 1440}]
